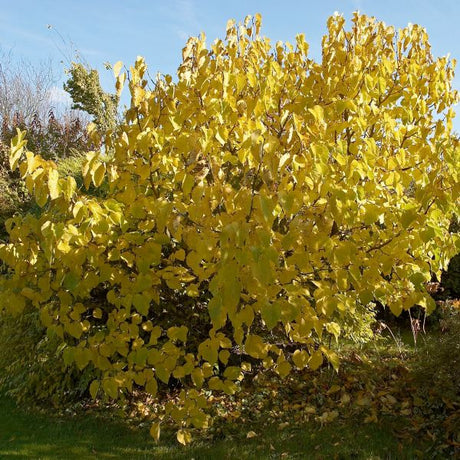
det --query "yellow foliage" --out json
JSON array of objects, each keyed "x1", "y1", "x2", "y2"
[{"x1": 0, "y1": 12, "x2": 459, "y2": 442}]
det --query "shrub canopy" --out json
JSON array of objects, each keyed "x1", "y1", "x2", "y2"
[{"x1": 0, "y1": 13, "x2": 459, "y2": 441}]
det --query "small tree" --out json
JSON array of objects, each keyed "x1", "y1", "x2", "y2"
[
  {"x1": 64, "y1": 63, "x2": 119, "y2": 132},
  {"x1": 0, "y1": 13, "x2": 458, "y2": 443}
]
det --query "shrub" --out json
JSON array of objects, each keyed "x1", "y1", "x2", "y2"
[
  {"x1": 410, "y1": 303, "x2": 460, "y2": 453},
  {"x1": 0, "y1": 111, "x2": 91, "y2": 237},
  {"x1": 441, "y1": 252, "x2": 460, "y2": 298},
  {"x1": 1, "y1": 110, "x2": 90, "y2": 161},
  {"x1": 0, "y1": 139, "x2": 30, "y2": 239},
  {"x1": 413, "y1": 304, "x2": 460, "y2": 399},
  {"x1": 0, "y1": 307, "x2": 99, "y2": 407},
  {"x1": 0, "y1": 13, "x2": 459, "y2": 442}
]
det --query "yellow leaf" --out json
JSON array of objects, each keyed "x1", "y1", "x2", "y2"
[
  {"x1": 9, "y1": 128, "x2": 27, "y2": 170},
  {"x1": 276, "y1": 360, "x2": 292, "y2": 378},
  {"x1": 48, "y1": 169, "x2": 60, "y2": 200},
  {"x1": 113, "y1": 60, "x2": 123, "y2": 78},
  {"x1": 292, "y1": 349, "x2": 309, "y2": 369},
  {"x1": 208, "y1": 376, "x2": 223, "y2": 390},
  {"x1": 176, "y1": 429, "x2": 192, "y2": 445},
  {"x1": 226, "y1": 19, "x2": 236, "y2": 33},
  {"x1": 67, "y1": 321, "x2": 83, "y2": 339},
  {"x1": 167, "y1": 326, "x2": 188, "y2": 343},
  {"x1": 325, "y1": 322, "x2": 341, "y2": 341},
  {"x1": 191, "y1": 367, "x2": 204, "y2": 388},
  {"x1": 222, "y1": 379, "x2": 238, "y2": 395},
  {"x1": 308, "y1": 105, "x2": 324, "y2": 124},
  {"x1": 254, "y1": 13, "x2": 262, "y2": 34},
  {"x1": 327, "y1": 384, "x2": 341, "y2": 395},
  {"x1": 102, "y1": 378, "x2": 118, "y2": 399},
  {"x1": 182, "y1": 173, "x2": 194, "y2": 195},
  {"x1": 145, "y1": 378, "x2": 158, "y2": 397},
  {"x1": 35, "y1": 183, "x2": 49, "y2": 208},
  {"x1": 219, "y1": 349, "x2": 230, "y2": 365},
  {"x1": 150, "y1": 422, "x2": 161, "y2": 442},
  {"x1": 223, "y1": 366, "x2": 242, "y2": 381},
  {"x1": 246, "y1": 430, "x2": 258, "y2": 439},
  {"x1": 309, "y1": 350, "x2": 323, "y2": 370},
  {"x1": 245, "y1": 334, "x2": 269, "y2": 359},
  {"x1": 61, "y1": 176, "x2": 76, "y2": 201},
  {"x1": 304, "y1": 406, "x2": 316, "y2": 414},
  {"x1": 92, "y1": 162, "x2": 106, "y2": 187},
  {"x1": 215, "y1": 129, "x2": 226, "y2": 146},
  {"x1": 321, "y1": 347, "x2": 340, "y2": 371},
  {"x1": 116, "y1": 73, "x2": 126, "y2": 97}
]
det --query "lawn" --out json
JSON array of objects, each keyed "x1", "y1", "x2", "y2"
[
  {"x1": 1, "y1": 309, "x2": 458, "y2": 459},
  {"x1": 0, "y1": 392, "x2": 421, "y2": 459}
]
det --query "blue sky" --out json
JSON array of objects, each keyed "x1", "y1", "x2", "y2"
[{"x1": 1, "y1": 0, "x2": 459, "y2": 129}]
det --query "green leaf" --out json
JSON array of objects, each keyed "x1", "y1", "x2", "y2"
[
  {"x1": 133, "y1": 293, "x2": 151, "y2": 316},
  {"x1": 261, "y1": 301, "x2": 281, "y2": 330},
  {"x1": 63, "y1": 272, "x2": 80, "y2": 291},
  {"x1": 208, "y1": 296, "x2": 226, "y2": 329}
]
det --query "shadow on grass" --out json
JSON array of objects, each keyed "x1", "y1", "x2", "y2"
[
  {"x1": 0, "y1": 395, "x2": 165, "y2": 459},
  {"x1": 0, "y1": 393, "x2": 421, "y2": 459}
]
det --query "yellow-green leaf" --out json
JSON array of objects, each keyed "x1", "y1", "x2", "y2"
[
  {"x1": 309, "y1": 350, "x2": 323, "y2": 371},
  {"x1": 89, "y1": 380, "x2": 100, "y2": 399},
  {"x1": 150, "y1": 422, "x2": 161, "y2": 442}
]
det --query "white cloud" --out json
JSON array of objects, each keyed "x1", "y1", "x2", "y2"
[
  {"x1": 47, "y1": 86, "x2": 72, "y2": 105},
  {"x1": 174, "y1": 28, "x2": 190, "y2": 41},
  {"x1": 176, "y1": 0, "x2": 198, "y2": 26},
  {"x1": 172, "y1": 0, "x2": 201, "y2": 40},
  {"x1": 351, "y1": 0, "x2": 363, "y2": 11}
]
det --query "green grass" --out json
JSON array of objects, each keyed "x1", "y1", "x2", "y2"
[
  {"x1": 0, "y1": 395, "x2": 159, "y2": 459},
  {"x1": 0, "y1": 393, "x2": 423, "y2": 460},
  {"x1": 2, "y1": 310, "x2": 456, "y2": 459}
]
